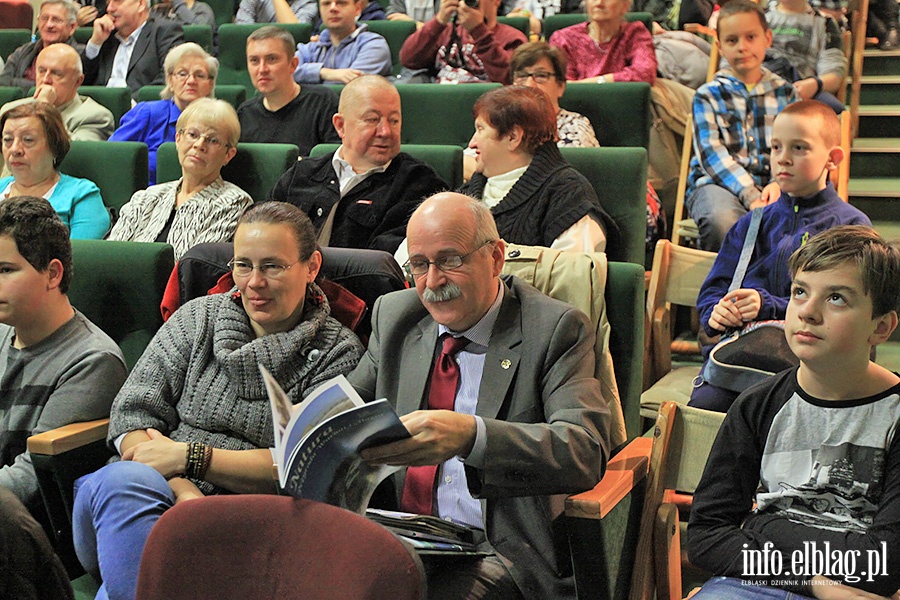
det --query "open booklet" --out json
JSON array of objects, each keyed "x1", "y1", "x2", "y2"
[
  {"x1": 261, "y1": 366, "x2": 410, "y2": 514},
  {"x1": 261, "y1": 366, "x2": 490, "y2": 556}
]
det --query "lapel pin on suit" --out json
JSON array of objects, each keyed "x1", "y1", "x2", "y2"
[{"x1": 501, "y1": 359, "x2": 511, "y2": 370}]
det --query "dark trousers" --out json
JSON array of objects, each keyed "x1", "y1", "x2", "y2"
[{"x1": 0, "y1": 487, "x2": 73, "y2": 600}]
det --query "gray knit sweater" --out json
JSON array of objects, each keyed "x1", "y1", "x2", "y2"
[{"x1": 107, "y1": 284, "x2": 363, "y2": 493}]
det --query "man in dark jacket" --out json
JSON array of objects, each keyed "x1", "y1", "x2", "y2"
[
  {"x1": 80, "y1": 0, "x2": 183, "y2": 97},
  {"x1": 267, "y1": 75, "x2": 448, "y2": 254}
]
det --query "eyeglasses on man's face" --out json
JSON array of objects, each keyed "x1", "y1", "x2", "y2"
[
  {"x1": 178, "y1": 128, "x2": 229, "y2": 149},
  {"x1": 228, "y1": 259, "x2": 300, "y2": 279},
  {"x1": 403, "y1": 240, "x2": 495, "y2": 277},
  {"x1": 513, "y1": 70, "x2": 555, "y2": 84}
]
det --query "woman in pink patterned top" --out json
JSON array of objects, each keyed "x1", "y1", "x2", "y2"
[{"x1": 548, "y1": 0, "x2": 657, "y2": 84}]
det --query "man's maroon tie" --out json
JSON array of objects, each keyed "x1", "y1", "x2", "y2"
[{"x1": 400, "y1": 334, "x2": 469, "y2": 515}]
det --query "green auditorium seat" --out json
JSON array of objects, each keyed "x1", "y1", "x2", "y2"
[
  {"x1": 217, "y1": 23, "x2": 313, "y2": 91},
  {"x1": 74, "y1": 27, "x2": 91, "y2": 45},
  {"x1": 0, "y1": 29, "x2": 31, "y2": 63},
  {"x1": 27, "y1": 239, "x2": 174, "y2": 581},
  {"x1": 0, "y1": 85, "x2": 25, "y2": 106},
  {"x1": 59, "y1": 141, "x2": 149, "y2": 216},
  {"x1": 543, "y1": 11, "x2": 652, "y2": 40},
  {"x1": 136, "y1": 84, "x2": 247, "y2": 108},
  {"x1": 396, "y1": 83, "x2": 500, "y2": 146},
  {"x1": 183, "y1": 24, "x2": 214, "y2": 53},
  {"x1": 207, "y1": 0, "x2": 237, "y2": 26},
  {"x1": 560, "y1": 146, "x2": 648, "y2": 267},
  {"x1": 28, "y1": 85, "x2": 132, "y2": 127},
  {"x1": 558, "y1": 81, "x2": 651, "y2": 149},
  {"x1": 310, "y1": 143, "x2": 462, "y2": 189},
  {"x1": 156, "y1": 141, "x2": 299, "y2": 202},
  {"x1": 365, "y1": 20, "x2": 416, "y2": 76},
  {"x1": 75, "y1": 86, "x2": 133, "y2": 127},
  {"x1": 497, "y1": 15, "x2": 530, "y2": 37}
]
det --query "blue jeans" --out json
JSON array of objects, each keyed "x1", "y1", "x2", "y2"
[
  {"x1": 72, "y1": 461, "x2": 176, "y2": 600},
  {"x1": 691, "y1": 577, "x2": 814, "y2": 599},
  {"x1": 685, "y1": 185, "x2": 749, "y2": 252}
]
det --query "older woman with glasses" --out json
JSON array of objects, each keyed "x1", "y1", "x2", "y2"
[
  {"x1": 108, "y1": 98, "x2": 252, "y2": 259},
  {"x1": 110, "y1": 42, "x2": 217, "y2": 184},
  {"x1": 0, "y1": 102, "x2": 110, "y2": 238},
  {"x1": 460, "y1": 85, "x2": 614, "y2": 253},
  {"x1": 74, "y1": 201, "x2": 364, "y2": 600},
  {"x1": 509, "y1": 41, "x2": 667, "y2": 259}
]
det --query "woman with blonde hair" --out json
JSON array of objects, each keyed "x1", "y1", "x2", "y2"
[
  {"x1": 110, "y1": 42, "x2": 218, "y2": 184},
  {"x1": 108, "y1": 99, "x2": 252, "y2": 259}
]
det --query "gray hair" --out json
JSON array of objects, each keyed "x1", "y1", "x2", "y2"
[
  {"x1": 40, "y1": 0, "x2": 78, "y2": 24},
  {"x1": 161, "y1": 42, "x2": 218, "y2": 100},
  {"x1": 176, "y1": 98, "x2": 240, "y2": 147},
  {"x1": 465, "y1": 196, "x2": 500, "y2": 245}
]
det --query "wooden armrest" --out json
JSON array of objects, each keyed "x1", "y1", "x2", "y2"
[
  {"x1": 662, "y1": 490, "x2": 693, "y2": 519},
  {"x1": 27, "y1": 419, "x2": 110, "y2": 456},
  {"x1": 655, "y1": 503, "x2": 684, "y2": 600},
  {"x1": 566, "y1": 437, "x2": 652, "y2": 520}
]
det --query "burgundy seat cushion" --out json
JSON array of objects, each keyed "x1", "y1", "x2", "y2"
[{"x1": 136, "y1": 495, "x2": 425, "y2": 600}]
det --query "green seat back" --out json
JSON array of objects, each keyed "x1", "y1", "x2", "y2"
[
  {"x1": 396, "y1": 83, "x2": 500, "y2": 146},
  {"x1": 364, "y1": 20, "x2": 416, "y2": 76},
  {"x1": 69, "y1": 239, "x2": 174, "y2": 370},
  {"x1": 543, "y1": 11, "x2": 653, "y2": 40},
  {"x1": 74, "y1": 27, "x2": 91, "y2": 45},
  {"x1": 136, "y1": 86, "x2": 166, "y2": 103},
  {"x1": 497, "y1": 15, "x2": 529, "y2": 37},
  {"x1": 136, "y1": 84, "x2": 248, "y2": 108},
  {"x1": 560, "y1": 146, "x2": 647, "y2": 266},
  {"x1": 0, "y1": 29, "x2": 31, "y2": 62},
  {"x1": 606, "y1": 261, "x2": 645, "y2": 442},
  {"x1": 0, "y1": 85, "x2": 25, "y2": 106},
  {"x1": 59, "y1": 141, "x2": 149, "y2": 214},
  {"x1": 559, "y1": 82, "x2": 651, "y2": 149},
  {"x1": 183, "y1": 24, "x2": 214, "y2": 52},
  {"x1": 76, "y1": 86, "x2": 133, "y2": 127},
  {"x1": 206, "y1": 0, "x2": 237, "y2": 25},
  {"x1": 156, "y1": 141, "x2": 299, "y2": 202},
  {"x1": 217, "y1": 23, "x2": 313, "y2": 91},
  {"x1": 310, "y1": 143, "x2": 462, "y2": 189}
]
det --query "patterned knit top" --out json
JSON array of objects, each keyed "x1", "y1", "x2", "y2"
[{"x1": 107, "y1": 284, "x2": 364, "y2": 493}]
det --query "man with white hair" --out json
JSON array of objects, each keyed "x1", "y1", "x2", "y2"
[
  {"x1": 1, "y1": 44, "x2": 114, "y2": 143},
  {"x1": 0, "y1": 0, "x2": 81, "y2": 89}
]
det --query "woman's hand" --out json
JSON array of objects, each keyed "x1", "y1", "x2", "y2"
[
  {"x1": 121, "y1": 428, "x2": 188, "y2": 479},
  {"x1": 169, "y1": 477, "x2": 206, "y2": 504}
]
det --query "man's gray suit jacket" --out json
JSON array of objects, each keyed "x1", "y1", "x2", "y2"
[{"x1": 347, "y1": 274, "x2": 611, "y2": 599}]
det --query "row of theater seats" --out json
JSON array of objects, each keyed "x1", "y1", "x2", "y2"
[
  {"x1": 0, "y1": 12, "x2": 653, "y2": 87},
  {"x1": 27, "y1": 235, "x2": 647, "y2": 599},
  {"x1": 46, "y1": 139, "x2": 648, "y2": 268},
  {"x1": 1, "y1": 79, "x2": 654, "y2": 263},
  {"x1": 0, "y1": 80, "x2": 650, "y2": 146}
]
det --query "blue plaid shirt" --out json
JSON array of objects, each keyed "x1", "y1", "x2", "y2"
[{"x1": 687, "y1": 67, "x2": 797, "y2": 206}]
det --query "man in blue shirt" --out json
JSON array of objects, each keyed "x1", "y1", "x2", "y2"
[{"x1": 294, "y1": 0, "x2": 392, "y2": 84}]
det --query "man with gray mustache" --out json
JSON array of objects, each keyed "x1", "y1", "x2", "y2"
[{"x1": 352, "y1": 191, "x2": 610, "y2": 600}]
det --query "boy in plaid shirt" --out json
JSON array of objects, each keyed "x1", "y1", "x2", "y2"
[{"x1": 685, "y1": 0, "x2": 798, "y2": 251}]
